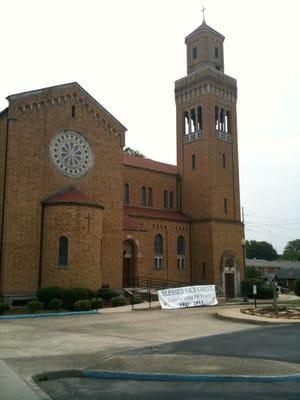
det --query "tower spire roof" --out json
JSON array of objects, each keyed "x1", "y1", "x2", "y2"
[{"x1": 185, "y1": 18, "x2": 224, "y2": 43}]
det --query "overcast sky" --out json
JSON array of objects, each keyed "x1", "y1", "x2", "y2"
[{"x1": 1, "y1": 0, "x2": 299, "y2": 254}]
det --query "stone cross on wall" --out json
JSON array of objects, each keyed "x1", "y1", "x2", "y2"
[{"x1": 84, "y1": 214, "x2": 93, "y2": 232}]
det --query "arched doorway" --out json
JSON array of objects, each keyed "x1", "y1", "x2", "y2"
[
  {"x1": 123, "y1": 240, "x2": 137, "y2": 288},
  {"x1": 224, "y1": 257, "x2": 235, "y2": 298},
  {"x1": 221, "y1": 255, "x2": 240, "y2": 298}
]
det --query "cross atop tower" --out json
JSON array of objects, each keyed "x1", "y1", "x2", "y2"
[{"x1": 201, "y1": 5, "x2": 206, "y2": 22}]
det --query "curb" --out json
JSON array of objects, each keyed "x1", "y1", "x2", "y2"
[
  {"x1": 82, "y1": 369, "x2": 300, "y2": 383},
  {"x1": 215, "y1": 312, "x2": 300, "y2": 325},
  {"x1": 0, "y1": 310, "x2": 98, "y2": 320}
]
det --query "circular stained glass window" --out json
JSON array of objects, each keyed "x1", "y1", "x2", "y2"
[{"x1": 49, "y1": 130, "x2": 93, "y2": 178}]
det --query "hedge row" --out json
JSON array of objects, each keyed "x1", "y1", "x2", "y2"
[
  {"x1": 36, "y1": 286, "x2": 109, "y2": 310},
  {"x1": 241, "y1": 281, "x2": 273, "y2": 299}
]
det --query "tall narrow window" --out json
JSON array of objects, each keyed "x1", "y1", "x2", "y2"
[
  {"x1": 154, "y1": 234, "x2": 164, "y2": 269},
  {"x1": 192, "y1": 154, "x2": 196, "y2": 170},
  {"x1": 191, "y1": 109, "x2": 196, "y2": 132},
  {"x1": 169, "y1": 191, "x2": 174, "y2": 209},
  {"x1": 141, "y1": 186, "x2": 147, "y2": 206},
  {"x1": 71, "y1": 105, "x2": 75, "y2": 118},
  {"x1": 220, "y1": 109, "x2": 225, "y2": 131},
  {"x1": 184, "y1": 111, "x2": 189, "y2": 135},
  {"x1": 224, "y1": 198, "x2": 228, "y2": 214},
  {"x1": 192, "y1": 47, "x2": 197, "y2": 59},
  {"x1": 215, "y1": 47, "x2": 219, "y2": 58},
  {"x1": 222, "y1": 154, "x2": 226, "y2": 169},
  {"x1": 215, "y1": 106, "x2": 219, "y2": 130},
  {"x1": 58, "y1": 236, "x2": 68, "y2": 266},
  {"x1": 226, "y1": 111, "x2": 231, "y2": 133},
  {"x1": 148, "y1": 187, "x2": 153, "y2": 207},
  {"x1": 177, "y1": 236, "x2": 185, "y2": 270},
  {"x1": 163, "y1": 190, "x2": 168, "y2": 209},
  {"x1": 124, "y1": 183, "x2": 129, "y2": 204},
  {"x1": 197, "y1": 106, "x2": 202, "y2": 130}
]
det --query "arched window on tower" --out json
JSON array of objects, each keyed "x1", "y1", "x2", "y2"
[
  {"x1": 226, "y1": 111, "x2": 231, "y2": 134},
  {"x1": 192, "y1": 154, "x2": 196, "y2": 170},
  {"x1": 154, "y1": 234, "x2": 164, "y2": 269},
  {"x1": 141, "y1": 186, "x2": 147, "y2": 206},
  {"x1": 197, "y1": 106, "x2": 202, "y2": 130},
  {"x1": 220, "y1": 109, "x2": 225, "y2": 132},
  {"x1": 184, "y1": 111, "x2": 189, "y2": 135},
  {"x1": 191, "y1": 109, "x2": 196, "y2": 133},
  {"x1": 124, "y1": 183, "x2": 129, "y2": 204},
  {"x1": 58, "y1": 236, "x2": 68, "y2": 266},
  {"x1": 177, "y1": 236, "x2": 185, "y2": 270},
  {"x1": 215, "y1": 106, "x2": 219, "y2": 130}
]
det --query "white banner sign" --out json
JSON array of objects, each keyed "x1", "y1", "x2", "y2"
[{"x1": 158, "y1": 285, "x2": 218, "y2": 309}]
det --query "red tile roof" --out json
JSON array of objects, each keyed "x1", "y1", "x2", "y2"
[
  {"x1": 124, "y1": 206, "x2": 191, "y2": 222},
  {"x1": 123, "y1": 154, "x2": 178, "y2": 175},
  {"x1": 43, "y1": 187, "x2": 103, "y2": 208},
  {"x1": 123, "y1": 214, "x2": 146, "y2": 231}
]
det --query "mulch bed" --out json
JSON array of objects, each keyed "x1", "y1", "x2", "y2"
[{"x1": 241, "y1": 306, "x2": 300, "y2": 319}]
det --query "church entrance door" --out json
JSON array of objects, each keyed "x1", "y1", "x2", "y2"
[
  {"x1": 123, "y1": 240, "x2": 136, "y2": 288},
  {"x1": 225, "y1": 273, "x2": 235, "y2": 298}
]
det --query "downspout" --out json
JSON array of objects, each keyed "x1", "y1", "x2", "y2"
[
  {"x1": 189, "y1": 222, "x2": 193, "y2": 284},
  {"x1": 38, "y1": 203, "x2": 45, "y2": 289},
  {"x1": 0, "y1": 114, "x2": 16, "y2": 294}
]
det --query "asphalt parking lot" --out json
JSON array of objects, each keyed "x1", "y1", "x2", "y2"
[{"x1": 1, "y1": 305, "x2": 300, "y2": 399}]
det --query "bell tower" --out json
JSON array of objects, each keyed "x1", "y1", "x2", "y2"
[{"x1": 175, "y1": 17, "x2": 244, "y2": 296}]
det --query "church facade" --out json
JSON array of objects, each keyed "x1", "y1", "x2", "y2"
[{"x1": 0, "y1": 20, "x2": 244, "y2": 304}]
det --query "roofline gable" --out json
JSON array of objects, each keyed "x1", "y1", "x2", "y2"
[{"x1": 6, "y1": 82, "x2": 127, "y2": 132}]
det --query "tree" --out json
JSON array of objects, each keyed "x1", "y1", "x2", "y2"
[
  {"x1": 245, "y1": 266, "x2": 262, "y2": 283},
  {"x1": 246, "y1": 240, "x2": 278, "y2": 261},
  {"x1": 282, "y1": 239, "x2": 300, "y2": 261},
  {"x1": 123, "y1": 147, "x2": 145, "y2": 157}
]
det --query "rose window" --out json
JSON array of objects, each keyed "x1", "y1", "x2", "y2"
[{"x1": 49, "y1": 131, "x2": 93, "y2": 178}]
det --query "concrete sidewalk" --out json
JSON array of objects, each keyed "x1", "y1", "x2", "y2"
[
  {"x1": 87, "y1": 353, "x2": 300, "y2": 377},
  {"x1": 0, "y1": 360, "x2": 42, "y2": 400}
]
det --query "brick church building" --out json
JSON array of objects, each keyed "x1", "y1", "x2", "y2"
[{"x1": 0, "y1": 19, "x2": 244, "y2": 304}]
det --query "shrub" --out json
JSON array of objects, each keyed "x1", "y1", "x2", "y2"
[
  {"x1": 242, "y1": 281, "x2": 273, "y2": 299},
  {"x1": 27, "y1": 300, "x2": 43, "y2": 313},
  {"x1": 0, "y1": 303, "x2": 10, "y2": 314},
  {"x1": 62, "y1": 288, "x2": 90, "y2": 310},
  {"x1": 73, "y1": 299, "x2": 91, "y2": 311},
  {"x1": 256, "y1": 286, "x2": 273, "y2": 299},
  {"x1": 295, "y1": 279, "x2": 300, "y2": 296},
  {"x1": 36, "y1": 287, "x2": 64, "y2": 308},
  {"x1": 87, "y1": 289, "x2": 97, "y2": 299},
  {"x1": 131, "y1": 295, "x2": 142, "y2": 305},
  {"x1": 49, "y1": 298, "x2": 63, "y2": 311},
  {"x1": 91, "y1": 298, "x2": 103, "y2": 310},
  {"x1": 98, "y1": 287, "x2": 115, "y2": 301},
  {"x1": 112, "y1": 297, "x2": 126, "y2": 307}
]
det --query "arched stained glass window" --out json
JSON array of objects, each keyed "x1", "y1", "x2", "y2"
[
  {"x1": 58, "y1": 236, "x2": 68, "y2": 266},
  {"x1": 141, "y1": 186, "x2": 147, "y2": 206},
  {"x1": 177, "y1": 236, "x2": 185, "y2": 270},
  {"x1": 154, "y1": 234, "x2": 163, "y2": 255},
  {"x1": 177, "y1": 236, "x2": 185, "y2": 256},
  {"x1": 154, "y1": 234, "x2": 164, "y2": 269}
]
